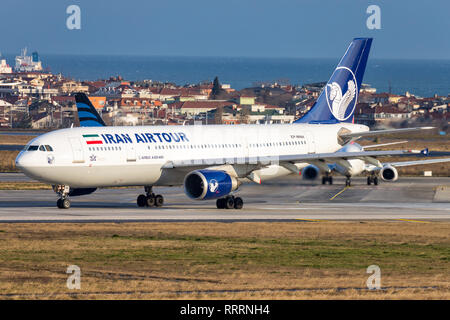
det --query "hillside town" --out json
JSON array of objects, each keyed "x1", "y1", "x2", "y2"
[{"x1": 0, "y1": 52, "x2": 448, "y2": 130}]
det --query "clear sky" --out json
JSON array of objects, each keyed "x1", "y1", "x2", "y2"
[{"x1": 1, "y1": 0, "x2": 449, "y2": 59}]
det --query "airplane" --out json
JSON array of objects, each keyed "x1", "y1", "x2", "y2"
[
  {"x1": 299, "y1": 141, "x2": 450, "y2": 186},
  {"x1": 14, "y1": 38, "x2": 450, "y2": 209}
]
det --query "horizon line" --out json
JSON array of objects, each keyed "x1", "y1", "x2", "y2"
[{"x1": 2, "y1": 52, "x2": 450, "y2": 61}]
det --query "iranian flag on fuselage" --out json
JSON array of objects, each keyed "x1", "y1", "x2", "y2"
[{"x1": 83, "y1": 134, "x2": 103, "y2": 145}]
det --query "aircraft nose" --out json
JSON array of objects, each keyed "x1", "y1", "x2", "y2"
[
  {"x1": 15, "y1": 152, "x2": 24, "y2": 169},
  {"x1": 15, "y1": 151, "x2": 34, "y2": 172}
]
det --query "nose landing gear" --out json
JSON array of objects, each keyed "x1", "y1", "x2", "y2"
[
  {"x1": 345, "y1": 176, "x2": 352, "y2": 187},
  {"x1": 137, "y1": 186, "x2": 164, "y2": 208},
  {"x1": 54, "y1": 185, "x2": 71, "y2": 209}
]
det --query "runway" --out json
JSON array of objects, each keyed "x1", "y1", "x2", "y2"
[{"x1": 0, "y1": 174, "x2": 448, "y2": 222}]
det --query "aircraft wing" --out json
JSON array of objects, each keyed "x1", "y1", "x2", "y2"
[
  {"x1": 387, "y1": 158, "x2": 450, "y2": 168},
  {"x1": 162, "y1": 149, "x2": 423, "y2": 169},
  {"x1": 339, "y1": 127, "x2": 434, "y2": 140}
]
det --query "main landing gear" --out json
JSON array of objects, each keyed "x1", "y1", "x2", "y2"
[
  {"x1": 322, "y1": 174, "x2": 333, "y2": 185},
  {"x1": 367, "y1": 175, "x2": 379, "y2": 186},
  {"x1": 137, "y1": 186, "x2": 164, "y2": 208},
  {"x1": 216, "y1": 195, "x2": 244, "y2": 209},
  {"x1": 345, "y1": 176, "x2": 352, "y2": 187},
  {"x1": 54, "y1": 185, "x2": 71, "y2": 209}
]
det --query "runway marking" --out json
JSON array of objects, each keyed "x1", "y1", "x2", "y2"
[
  {"x1": 260, "y1": 207, "x2": 322, "y2": 210},
  {"x1": 329, "y1": 186, "x2": 350, "y2": 200},
  {"x1": 394, "y1": 219, "x2": 431, "y2": 224}
]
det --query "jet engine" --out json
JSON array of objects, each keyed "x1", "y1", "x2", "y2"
[
  {"x1": 380, "y1": 165, "x2": 398, "y2": 182},
  {"x1": 184, "y1": 170, "x2": 239, "y2": 200},
  {"x1": 302, "y1": 165, "x2": 319, "y2": 180}
]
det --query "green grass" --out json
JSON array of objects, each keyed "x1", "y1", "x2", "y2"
[
  {"x1": 2, "y1": 234, "x2": 447, "y2": 274},
  {"x1": 0, "y1": 222, "x2": 448, "y2": 299}
]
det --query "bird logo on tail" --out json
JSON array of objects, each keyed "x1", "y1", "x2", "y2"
[
  {"x1": 325, "y1": 66, "x2": 358, "y2": 121},
  {"x1": 327, "y1": 80, "x2": 356, "y2": 120}
]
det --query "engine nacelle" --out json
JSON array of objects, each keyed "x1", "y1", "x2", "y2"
[
  {"x1": 380, "y1": 165, "x2": 398, "y2": 182},
  {"x1": 302, "y1": 165, "x2": 319, "y2": 180},
  {"x1": 184, "y1": 170, "x2": 238, "y2": 200}
]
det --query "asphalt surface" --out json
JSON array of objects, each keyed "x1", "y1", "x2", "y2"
[
  {"x1": 0, "y1": 145, "x2": 24, "y2": 151},
  {"x1": 0, "y1": 174, "x2": 448, "y2": 222}
]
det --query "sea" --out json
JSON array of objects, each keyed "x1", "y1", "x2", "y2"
[{"x1": 3, "y1": 54, "x2": 450, "y2": 97}]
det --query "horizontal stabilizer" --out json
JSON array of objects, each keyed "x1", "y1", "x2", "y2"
[
  {"x1": 340, "y1": 127, "x2": 435, "y2": 140},
  {"x1": 362, "y1": 140, "x2": 408, "y2": 149}
]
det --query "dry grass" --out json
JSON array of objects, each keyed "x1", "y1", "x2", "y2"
[
  {"x1": 0, "y1": 182, "x2": 51, "y2": 190},
  {"x1": 0, "y1": 222, "x2": 448, "y2": 299},
  {"x1": 0, "y1": 135, "x2": 35, "y2": 145},
  {"x1": 0, "y1": 151, "x2": 20, "y2": 172}
]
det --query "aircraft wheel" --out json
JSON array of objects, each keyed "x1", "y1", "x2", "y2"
[
  {"x1": 56, "y1": 199, "x2": 63, "y2": 209},
  {"x1": 373, "y1": 177, "x2": 379, "y2": 185},
  {"x1": 234, "y1": 197, "x2": 243, "y2": 209},
  {"x1": 62, "y1": 198, "x2": 71, "y2": 209},
  {"x1": 367, "y1": 177, "x2": 372, "y2": 185},
  {"x1": 225, "y1": 196, "x2": 234, "y2": 209},
  {"x1": 322, "y1": 177, "x2": 326, "y2": 185},
  {"x1": 155, "y1": 195, "x2": 164, "y2": 207},
  {"x1": 146, "y1": 195, "x2": 155, "y2": 207},
  {"x1": 329, "y1": 176, "x2": 333, "y2": 185},
  {"x1": 216, "y1": 198, "x2": 225, "y2": 209},
  {"x1": 137, "y1": 194, "x2": 147, "y2": 207}
]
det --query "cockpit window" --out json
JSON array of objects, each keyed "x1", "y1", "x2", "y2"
[
  {"x1": 27, "y1": 145, "x2": 39, "y2": 151},
  {"x1": 39, "y1": 145, "x2": 46, "y2": 151},
  {"x1": 45, "y1": 145, "x2": 53, "y2": 152}
]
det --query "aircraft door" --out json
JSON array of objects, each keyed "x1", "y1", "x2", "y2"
[
  {"x1": 126, "y1": 144, "x2": 137, "y2": 162},
  {"x1": 69, "y1": 137, "x2": 85, "y2": 163},
  {"x1": 305, "y1": 132, "x2": 316, "y2": 154}
]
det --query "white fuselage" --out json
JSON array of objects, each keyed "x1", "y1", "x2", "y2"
[{"x1": 15, "y1": 123, "x2": 368, "y2": 188}]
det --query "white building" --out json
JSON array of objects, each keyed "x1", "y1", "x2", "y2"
[{"x1": 0, "y1": 58, "x2": 12, "y2": 73}]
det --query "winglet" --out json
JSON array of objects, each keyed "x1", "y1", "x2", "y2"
[{"x1": 74, "y1": 93, "x2": 107, "y2": 127}]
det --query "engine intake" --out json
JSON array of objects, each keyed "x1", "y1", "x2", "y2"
[
  {"x1": 380, "y1": 165, "x2": 398, "y2": 182},
  {"x1": 302, "y1": 165, "x2": 319, "y2": 180},
  {"x1": 184, "y1": 170, "x2": 238, "y2": 200}
]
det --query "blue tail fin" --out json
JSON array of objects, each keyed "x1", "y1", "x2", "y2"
[
  {"x1": 294, "y1": 38, "x2": 372, "y2": 124},
  {"x1": 74, "y1": 93, "x2": 106, "y2": 127}
]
